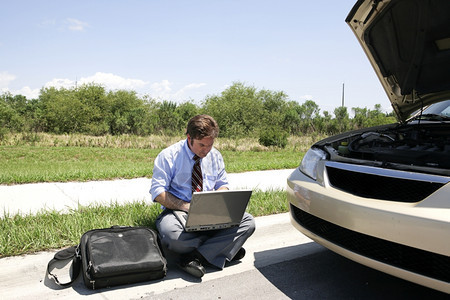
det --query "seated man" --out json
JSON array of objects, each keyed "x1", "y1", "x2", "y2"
[{"x1": 150, "y1": 114, "x2": 255, "y2": 278}]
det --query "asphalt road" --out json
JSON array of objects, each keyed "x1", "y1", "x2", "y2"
[{"x1": 150, "y1": 248, "x2": 449, "y2": 300}]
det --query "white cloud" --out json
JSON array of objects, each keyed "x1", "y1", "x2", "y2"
[
  {"x1": 149, "y1": 80, "x2": 206, "y2": 102},
  {"x1": 44, "y1": 78, "x2": 75, "y2": 89},
  {"x1": 181, "y1": 83, "x2": 207, "y2": 91},
  {"x1": 150, "y1": 80, "x2": 172, "y2": 94},
  {"x1": 172, "y1": 83, "x2": 206, "y2": 100},
  {"x1": 1, "y1": 86, "x2": 40, "y2": 99},
  {"x1": 66, "y1": 18, "x2": 89, "y2": 31},
  {"x1": 80, "y1": 72, "x2": 149, "y2": 90},
  {"x1": 2, "y1": 71, "x2": 206, "y2": 101},
  {"x1": 14, "y1": 86, "x2": 40, "y2": 99},
  {"x1": 38, "y1": 18, "x2": 87, "y2": 32},
  {"x1": 42, "y1": 72, "x2": 149, "y2": 91},
  {"x1": 0, "y1": 71, "x2": 16, "y2": 88},
  {"x1": 0, "y1": 71, "x2": 39, "y2": 99}
]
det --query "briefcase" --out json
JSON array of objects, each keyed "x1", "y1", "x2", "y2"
[{"x1": 47, "y1": 226, "x2": 167, "y2": 289}]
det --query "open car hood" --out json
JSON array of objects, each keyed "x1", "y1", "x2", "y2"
[{"x1": 346, "y1": 0, "x2": 450, "y2": 123}]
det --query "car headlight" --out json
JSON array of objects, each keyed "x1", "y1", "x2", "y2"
[{"x1": 299, "y1": 147, "x2": 327, "y2": 180}]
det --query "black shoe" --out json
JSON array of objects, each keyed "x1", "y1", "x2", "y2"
[
  {"x1": 178, "y1": 257, "x2": 206, "y2": 278},
  {"x1": 232, "y1": 248, "x2": 246, "y2": 261}
]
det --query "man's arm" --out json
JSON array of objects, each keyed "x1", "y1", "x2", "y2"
[
  {"x1": 213, "y1": 151, "x2": 230, "y2": 190},
  {"x1": 154, "y1": 191, "x2": 190, "y2": 212}
]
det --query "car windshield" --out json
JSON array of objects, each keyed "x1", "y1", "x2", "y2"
[{"x1": 410, "y1": 100, "x2": 450, "y2": 121}]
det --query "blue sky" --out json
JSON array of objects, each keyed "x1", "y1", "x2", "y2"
[{"x1": 0, "y1": 0, "x2": 392, "y2": 114}]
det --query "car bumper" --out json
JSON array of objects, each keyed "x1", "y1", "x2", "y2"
[{"x1": 287, "y1": 167, "x2": 450, "y2": 293}]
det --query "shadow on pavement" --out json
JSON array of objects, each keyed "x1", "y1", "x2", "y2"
[{"x1": 254, "y1": 247, "x2": 449, "y2": 299}]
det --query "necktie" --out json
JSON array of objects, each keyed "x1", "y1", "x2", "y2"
[{"x1": 192, "y1": 155, "x2": 203, "y2": 193}]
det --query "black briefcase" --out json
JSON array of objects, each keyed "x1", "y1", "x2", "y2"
[{"x1": 47, "y1": 226, "x2": 167, "y2": 289}]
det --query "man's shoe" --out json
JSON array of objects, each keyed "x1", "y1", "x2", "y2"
[
  {"x1": 232, "y1": 247, "x2": 246, "y2": 261},
  {"x1": 178, "y1": 258, "x2": 206, "y2": 278}
]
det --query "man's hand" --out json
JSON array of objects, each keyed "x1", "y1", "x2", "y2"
[{"x1": 155, "y1": 192, "x2": 190, "y2": 212}]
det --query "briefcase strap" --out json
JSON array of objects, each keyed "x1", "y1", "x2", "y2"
[{"x1": 47, "y1": 245, "x2": 82, "y2": 287}]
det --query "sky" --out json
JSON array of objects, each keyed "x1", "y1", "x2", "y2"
[{"x1": 0, "y1": 0, "x2": 393, "y2": 114}]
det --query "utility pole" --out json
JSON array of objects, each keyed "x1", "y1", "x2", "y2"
[{"x1": 341, "y1": 82, "x2": 345, "y2": 107}]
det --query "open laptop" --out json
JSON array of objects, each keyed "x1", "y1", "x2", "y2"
[{"x1": 173, "y1": 189, "x2": 252, "y2": 232}]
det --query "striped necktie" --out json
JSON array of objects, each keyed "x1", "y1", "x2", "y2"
[{"x1": 192, "y1": 155, "x2": 203, "y2": 193}]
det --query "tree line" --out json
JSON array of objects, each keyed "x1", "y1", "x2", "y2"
[{"x1": 0, "y1": 82, "x2": 396, "y2": 142}]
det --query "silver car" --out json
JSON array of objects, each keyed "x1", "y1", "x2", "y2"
[{"x1": 287, "y1": 0, "x2": 450, "y2": 293}]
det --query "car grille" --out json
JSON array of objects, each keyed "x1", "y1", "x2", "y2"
[
  {"x1": 325, "y1": 162, "x2": 447, "y2": 202},
  {"x1": 291, "y1": 204, "x2": 450, "y2": 283}
]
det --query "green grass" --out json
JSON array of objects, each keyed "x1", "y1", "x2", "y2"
[
  {"x1": 0, "y1": 133, "x2": 317, "y2": 257},
  {"x1": 0, "y1": 146, "x2": 159, "y2": 184},
  {"x1": 0, "y1": 145, "x2": 302, "y2": 184},
  {"x1": 0, "y1": 190, "x2": 287, "y2": 257},
  {"x1": 0, "y1": 202, "x2": 161, "y2": 257}
]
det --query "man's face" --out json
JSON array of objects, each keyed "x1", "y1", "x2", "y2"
[{"x1": 187, "y1": 135, "x2": 214, "y2": 158}]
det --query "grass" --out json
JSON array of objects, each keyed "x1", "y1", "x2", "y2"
[
  {"x1": 0, "y1": 146, "x2": 159, "y2": 184},
  {"x1": 0, "y1": 133, "x2": 318, "y2": 184},
  {"x1": 0, "y1": 132, "x2": 323, "y2": 257},
  {"x1": 0, "y1": 190, "x2": 287, "y2": 257},
  {"x1": 0, "y1": 201, "x2": 161, "y2": 257},
  {"x1": 0, "y1": 146, "x2": 302, "y2": 184}
]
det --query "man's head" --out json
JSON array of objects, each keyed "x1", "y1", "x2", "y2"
[{"x1": 186, "y1": 114, "x2": 219, "y2": 158}]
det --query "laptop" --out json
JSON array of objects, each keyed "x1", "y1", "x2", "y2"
[{"x1": 173, "y1": 189, "x2": 252, "y2": 232}]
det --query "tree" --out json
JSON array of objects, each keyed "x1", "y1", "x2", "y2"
[
  {"x1": 2, "y1": 81, "x2": 399, "y2": 137},
  {"x1": 367, "y1": 104, "x2": 396, "y2": 126},
  {"x1": 176, "y1": 102, "x2": 200, "y2": 131},
  {"x1": 0, "y1": 92, "x2": 25, "y2": 132},
  {"x1": 298, "y1": 100, "x2": 320, "y2": 133},
  {"x1": 76, "y1": 83, "x2": 109, "y2": 135},
  {"x1": 333, "y1": 106, "x2": 350, "y2": 133},
  {"x1": 352, "y1": 104, "x2": 396, "y2": 130},
  {"x1": 282, "y1": 101, "x2": 302, "y2": 134},
  {"x1": 38, "y1": 87, "x2": 83, "y2": 133},
  {"x1": 155, "y1": 101, "x2": 180, "y2": 135},
  {"x1": 202, "y1": 82, "x2": 265, "y2": 138},
  {"x1": 107, "y1": 89, "x2": 148, "y2": 135},
  {"x1": 352, "y1": 107, "x2": 369, "y2": 129},
  {"x1": 314, "y1": 110, "x2": 332, "y2": 134}
]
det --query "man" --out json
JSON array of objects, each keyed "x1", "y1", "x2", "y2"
[{"x1": 150, "y1": 114, "x2": 255, "y2": 278}]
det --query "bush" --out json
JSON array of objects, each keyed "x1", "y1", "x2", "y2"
[{"x1": 259, "y1": 127, "x2": 288, "y2": 148}]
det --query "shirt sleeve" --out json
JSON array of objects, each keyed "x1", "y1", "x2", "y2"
[
  {"x1": 214, "y1": 151, "x2": 229, "y2": 190},
  {"x1": 149, "y1": 151, "x2": 172, "y2": 202}
]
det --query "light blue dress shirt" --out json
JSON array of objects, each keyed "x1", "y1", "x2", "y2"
[{"x1": 150, "y1": 139, "x2": 229, "y2": 203}]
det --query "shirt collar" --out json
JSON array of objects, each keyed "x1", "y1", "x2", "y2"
[{"x1": 183, "y1": 138, "x2": 197, "y2": 160}]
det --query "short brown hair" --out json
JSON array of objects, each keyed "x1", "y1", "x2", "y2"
[{"x1": 186, "y1": 114, "x2": 219, "y2": 140}]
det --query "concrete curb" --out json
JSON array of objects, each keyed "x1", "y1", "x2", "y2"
[
  {"x1": 0, "y1": 212, "x2": 316, "y2": 300},
  {"x1": 0, "y1": 169, "x2": 295, "y2": 217}
]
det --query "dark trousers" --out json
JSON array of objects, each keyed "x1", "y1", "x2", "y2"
[{"x1": 156, "y1": 210, "x2": 255, "y2": 269}]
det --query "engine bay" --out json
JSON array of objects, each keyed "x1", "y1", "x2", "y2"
[{"x1": 327, "y1": 123, "x2": 450, "y2": 176}]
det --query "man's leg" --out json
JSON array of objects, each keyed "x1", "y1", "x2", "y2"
[
  {"x1": 196, "y1": 212, "x2": 256, "y2": 269},
  {"x1": 156, "y1": 211, "x2": 256, "y2": 275},
  {"x1": 157, "y1": 210, "x2": 221, "y2": 278},
  {"x1": 156, "y1": 210, "x2": 209, "y2": 254}
]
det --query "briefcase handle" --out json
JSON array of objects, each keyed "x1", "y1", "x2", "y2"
[{"x1": 47, "y1": 245, "x2": 82, "y2": 287}]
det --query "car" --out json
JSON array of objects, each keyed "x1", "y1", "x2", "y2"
[{"x1": 287, "y1": 0, "x2": 450, "y2": 293}]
